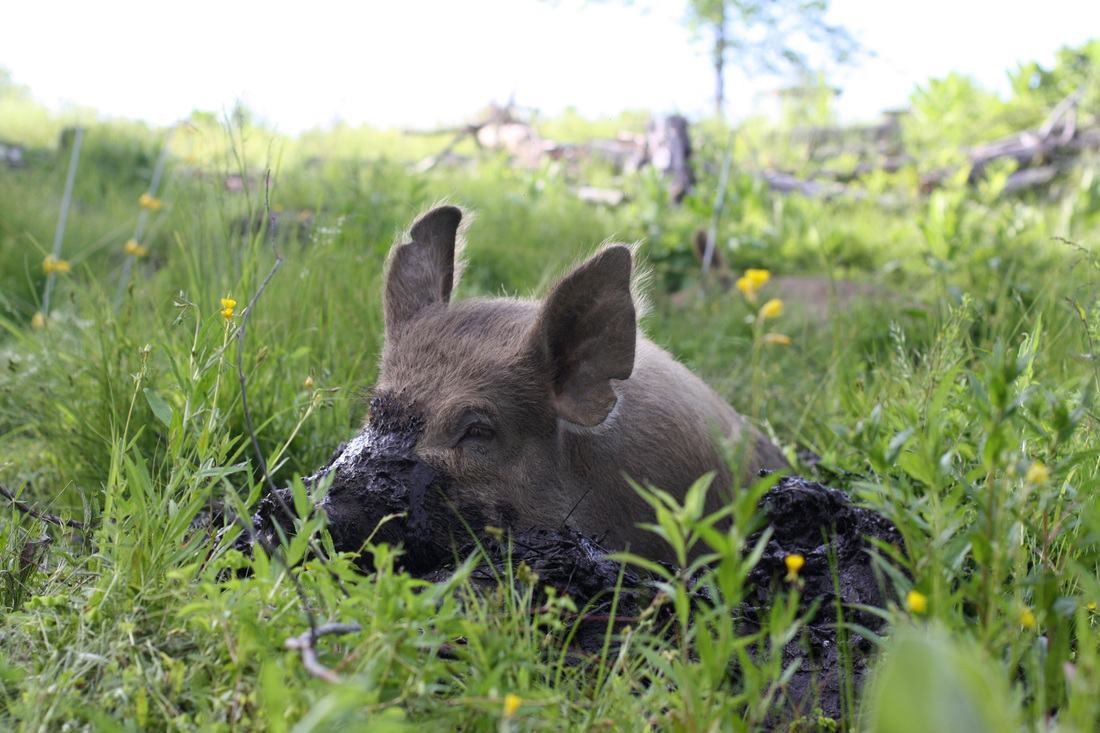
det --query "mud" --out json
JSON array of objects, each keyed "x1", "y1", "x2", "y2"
[
  {"x1": 303, "y1": 394, "x2": 494, "y2": 574},
  {"x1": 414, "y1": 475, "x2": 900, "y2": 721},
  {"x1": 238, "y1": 410, "x2": 900, "y2": 724},
  {"x1": 741, "y1": 475, "x2": 902, "y2": 720}
]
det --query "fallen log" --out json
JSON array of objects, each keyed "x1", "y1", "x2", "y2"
[{"x1": 788, "y1": 90, "x2": 1096, "y2": 195}]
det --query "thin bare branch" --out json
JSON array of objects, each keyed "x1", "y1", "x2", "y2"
[
  {"x1": 284, "y1": 623, "x2": 364, "y2": 683},
  {"x1": 0, "y1": 483, "x2": 87, "y2": 530},
  {"x1": 232, "y1": 169, "x2": 323, "y2": 637}
]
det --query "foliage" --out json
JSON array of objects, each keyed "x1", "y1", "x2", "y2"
[
  {"x1": 682, "y1": 0, "x2": 859, "y2": 75},
  {"x1": 1008, "y1": 40, "x2": 1100, "y2": 127},
  {"x1": 904, "y1": 73, "x2": 1016, "y2": 162},
  {"x1": 2, "y1": 44, "x2": 1100, "y2": 730},
  {"x1": 903, "y1": 39, "x2": 1100, "y2": 164},
  {"x1": 573, "y1": 0, "x2": 858, "y2": 115}
]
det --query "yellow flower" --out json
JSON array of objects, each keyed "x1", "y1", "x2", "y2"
[
  {"x1": 906, "y1": 590, "x2": 928, "y2": 615},
  {"x1": 784, "y1": 554, "x2": 804, "y2": 577},
  {"x1": 763, "y1": 333, "x2": 792, "y2": 346},
  {"x1": 42, "y1": 255, "x2": 71, "y2": 275},
  {"x1": 31, "y1": 312, "x2": 46, "y2": 330},
  {"x1": 745, "y1": 268, "x2": 770, "y2": 288},
  {"x1": 221, "y1": 297, "x2": 236, "y2": 322},
  {"x1": 760, "y1": 298, "x2": 784, "y2": 320},
  {"x1": 1026, "y1": 462, "x2": 1050, "y2": 485},
  {"x1": 138, "y1": 193, "x2": 163, "y2": 211},
  {"x1": 503, "y1": 693, "x2": 521, "y2": 717},
  {"x1": 124, "y1": 239, "x2": 149, "y2": 258},
  {"x1": 736, "y1": 268, "x2": 771, "y2": 301},
  {"x1": 1087, "y1": 602, "x2": 1096, "y2": 611},
  {"x1": 1019, "y1": 606, "x2": 1036, "y2": 628}
]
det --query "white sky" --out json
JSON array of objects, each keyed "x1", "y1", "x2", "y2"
[{"x1": 3, "y1": 1, "x2": 1098, "y2": 133}]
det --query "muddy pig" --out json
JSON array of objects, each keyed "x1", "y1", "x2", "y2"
[{"x1": 314, "y1": 206, "x2": 788, "y2": 570}]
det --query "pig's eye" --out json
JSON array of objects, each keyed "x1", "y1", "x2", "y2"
[{"x1": 461, "y1": 424, "x2": 495, "y2": 443}]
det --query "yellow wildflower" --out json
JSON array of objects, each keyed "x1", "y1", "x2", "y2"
[
  {"x1": 1088, "y1": 602, "x2": 1096, "y2": 611},
  {"x1": 221, "y1": 297, "x2": 236, "y2": 322},
  {"x1": 31, "y1": 312, "x2": 46, "y2": 330},
  {"x1": 124, "y1": 239, "x2": 149, "y2": 258},
  {"x1": 305, "y1": 375, "x2": 314, "y2": 390},
  {"x1": 760, "y1": 298, "x2": 784, "y2": 319},
  {"x1": 138, "y1": 193, "x2": 163, "y2": 211},
  {"x1": 1026, "y1": 462, "x2": 1050, "y2": 485},
  {"x1": 1020, "y1": 607, "x2": 1036, "y2": 628},
  {"x1": 784, "y1": 554, "x2": 804, "y2": 577},
  {"x1": 42, "y1": 255, "x2": 71, "y2": 275},
  {"x1": 736, "y1": 268, "x2": 771, "y2": 301},
  {"x1": 906, "y1": 590, "x2": 928, "y2": 615},
  {"x1": 763, "y1": 333, "x2": 793, "y2": 346},
  {"x1": 503, "y1": 693, "x2": 521, "y2": 717},
  {"x1": 745, "y1": 268, "x2": 770, "y2": 288}
]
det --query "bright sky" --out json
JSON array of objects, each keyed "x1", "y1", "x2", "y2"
[{"x1": 4, "y1": 1, "x2": 1098, "y2": 133}]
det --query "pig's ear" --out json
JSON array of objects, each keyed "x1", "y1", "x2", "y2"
[
  {"x1": 533, "y1": 245, "x2": 636, "y2": 427},
  {"x1": 384, "y1": 206, "x2": 463, "y2": 332}
]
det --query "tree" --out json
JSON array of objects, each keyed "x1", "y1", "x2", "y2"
[{"x1": 684, "y1": 0, "x2": 859, "y2": 117}]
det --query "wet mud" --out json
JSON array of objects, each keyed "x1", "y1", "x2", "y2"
[{"x1": 238, "y1": 408, "x2": 900, "y2": 725}]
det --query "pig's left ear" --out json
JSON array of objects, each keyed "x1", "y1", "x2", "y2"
[
  {"x1": 384, "y1": 206, "x2": 463, "y2": 333},
  {"x1": 531, "y1": 245, "x2": 636, "y2": 427}
]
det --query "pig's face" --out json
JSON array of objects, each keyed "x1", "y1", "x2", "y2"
[
  {"x1": 374, "y1": 301, "x2": 563, "y2": 534},
  {"x1": 318, "y1": 205, "x2": 637, "y2": 570}
]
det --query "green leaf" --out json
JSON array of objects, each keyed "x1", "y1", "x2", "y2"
[{"x1": 143, "y1": 388, "x2": 173, "y2": 428}]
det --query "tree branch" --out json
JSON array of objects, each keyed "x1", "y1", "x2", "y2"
[{"x1": 0, "y1": 483, "x2": 87, "y2": 530}]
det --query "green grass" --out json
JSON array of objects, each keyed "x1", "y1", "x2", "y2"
[{"x1": 2, "y1": 92, "x2": 1100, "y2": 731}]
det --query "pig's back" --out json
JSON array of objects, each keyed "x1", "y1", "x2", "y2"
[{"x1": 562, "y1": 336, "x2": 788, "y2": 559}]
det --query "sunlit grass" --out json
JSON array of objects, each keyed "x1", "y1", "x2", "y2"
[{"x1": 1, "y1": 93, "x2": 1100, "y2": 730}]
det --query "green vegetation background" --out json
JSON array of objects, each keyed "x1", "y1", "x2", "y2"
[{"x1": 1, "y1": 42, "x2": 1100, "y2": 731}]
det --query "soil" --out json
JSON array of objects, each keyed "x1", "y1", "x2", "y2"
[{"x1": 240, "y1": 472, "x2": 901, "y2": 724}]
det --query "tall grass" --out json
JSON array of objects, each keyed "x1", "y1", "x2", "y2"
[{"x1": 1, "y1": 101, "x2": 1099, "y2": 731}]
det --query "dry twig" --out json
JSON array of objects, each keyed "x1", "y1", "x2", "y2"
[
  {"x1": 231, "y1": 172, "x2": 355, "y2": 659},
  {"x1": 283, "y1": 623, "x2": 363, "y2": 683},
  {"x1": 0, "y1": 483, "x2": 87, "y2": 530}
]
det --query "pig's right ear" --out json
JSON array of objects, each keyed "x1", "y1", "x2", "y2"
[
  {"x1": 532, "y1": 245, "x2": 637, "y2": 427},
  {"x1": 384, "y1": 206, "x2": 463, "y2": 332}
]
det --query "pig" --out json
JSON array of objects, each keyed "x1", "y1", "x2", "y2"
[{"x1": 314, "y1": 205, "x2": 788, "y2": 570}]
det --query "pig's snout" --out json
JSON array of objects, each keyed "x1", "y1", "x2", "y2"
[{"x1": 311, "y1": 411, "x2": 454, "y2": 574}]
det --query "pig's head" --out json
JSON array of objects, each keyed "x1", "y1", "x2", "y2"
[{"x1": 317, "y1": 205, "x2": 637, "y2": 572}]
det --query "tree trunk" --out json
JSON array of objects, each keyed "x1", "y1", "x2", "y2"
[{"x1": 713, "y1": 14, "x2": 726, "y2": 117}]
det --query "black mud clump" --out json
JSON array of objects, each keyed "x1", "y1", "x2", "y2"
[
  {"x1": 232, "y1": 488, "x2": 300, "y2": 558},
  {"x1": 420, "y1": 527, "x2": 645, "y2": 656},
  {"x1": 409, "y1": 474, "x2": 902, "y2": 722},
  {"x1": 238, "y1": 429, "x2": 899, "y2": 724},
  {"x1": 239, "y1": 394, "x2": 486, "y2": 575},
  {"x1": 316, "y1": 394, "x2": 451, "y2": 573},
  {"x1": 422, "y1": 476, "x2": 899, "y2": 719},
  {"x1": 741, "y1": 474, "x2": 903, "y2": 721}
]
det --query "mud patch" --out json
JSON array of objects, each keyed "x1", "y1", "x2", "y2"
[
  {"x1": 314, "y1": 394, "x2": 476, "y2": 574},
  {"x1": 417, "y1": 475, "x2": 900, "y2": 721},
  {"x1": 742, "y1": 475, "x2": 902, "y2": 720},
  {"x1": 239, "y1": 470, "x2": 898, "y2": 723}
]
